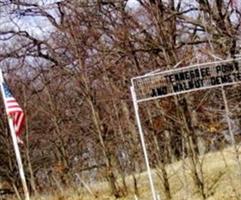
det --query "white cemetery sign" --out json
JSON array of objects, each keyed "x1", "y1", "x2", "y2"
[
  {"x1": 130, "y1": 58, "x2": 241, "y2": 200},
  {"x1": 132, "y1": 58, "x2": 241, "y2": 102}
]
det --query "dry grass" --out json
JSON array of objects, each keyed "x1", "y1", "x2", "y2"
[{"x1": 9, "y1": 146, "x2": 241, "y2": 200}]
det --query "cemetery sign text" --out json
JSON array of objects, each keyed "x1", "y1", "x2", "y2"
[{"x1": 132, "y1": 58, "x2": 241, "y2": 102}]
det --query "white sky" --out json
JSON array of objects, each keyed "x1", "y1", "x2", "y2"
[
  {"x1": 0, "y1": 0, "x2": 139, "y2": 39},
  {"x1": 126, "y1": 0, "x2": 140, "y2": 8},
  {"x1": 1, "y1": 0, "x2": 240, "y2": 40}
]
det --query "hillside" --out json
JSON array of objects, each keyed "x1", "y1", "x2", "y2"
[{"x1": 24, "y1": 147, "x2": 241, "y2": 200}]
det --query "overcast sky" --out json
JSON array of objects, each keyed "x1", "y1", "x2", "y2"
[
  {"x1": 0, "y1": 0, "x2": 140, "y2": 39},
  {"x1": 1, "y1": 0, "x2": 241, "y2": 38}
]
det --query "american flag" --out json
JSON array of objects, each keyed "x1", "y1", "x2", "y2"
[{"x1": 2, "y1": 82, "x2": 25, "y2": 137}]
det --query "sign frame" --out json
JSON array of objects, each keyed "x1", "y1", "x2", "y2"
[{"x1": 130, "y1": 57, "x2": 241, "y2": 200}]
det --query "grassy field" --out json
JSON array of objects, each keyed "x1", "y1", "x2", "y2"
[{"x1": 13, "y1": 147, "x2": 241, "y2": 200}]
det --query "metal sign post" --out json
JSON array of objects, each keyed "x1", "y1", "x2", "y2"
[
  {"x1": 130, "y1": 86, "x2": 157, "y2": 200},
  {"x1": 221, "y1": 86, "x2": 235, "y2": 145}
]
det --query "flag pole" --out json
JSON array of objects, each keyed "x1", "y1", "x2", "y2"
[{"x1": 0, "y1": 70, "x2": 30, "y2": 200}]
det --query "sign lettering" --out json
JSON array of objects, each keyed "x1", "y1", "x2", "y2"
[{"x1": 132, "y1": 59, "x2": 241, "y2": 102}]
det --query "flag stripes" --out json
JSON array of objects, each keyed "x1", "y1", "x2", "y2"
[{"x1": 2, "y1": 83, "x2": 25, "y2": 137}]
